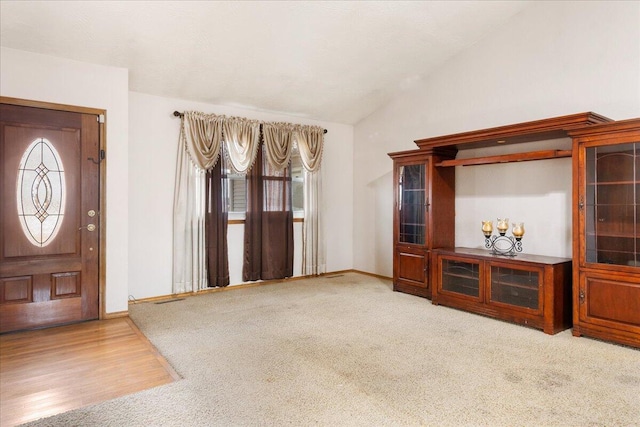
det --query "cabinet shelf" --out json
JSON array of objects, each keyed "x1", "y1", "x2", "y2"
[
  {"x1": 586, "y1": 232, "x2": 640, "y2": 238},
  {"x1": 435, "y1": 149, "x2": 572, "y2": 167},
  {"x1": 492, "y1": 280, "x2": 538, "y2": 291},
  {"x1": 587, "y1": 181, "x2": 637, "y2": 185},
  {"x1": 442, "y1": 272, "x2": 478, "y2": 281}
]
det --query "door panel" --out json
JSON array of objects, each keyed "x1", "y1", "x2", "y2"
[
  {"x1": 579, "y1": 271, "x2": 640, "y2": 328},
  {"x1": 0, "y1": 103, "x2": 100, "y2": 332},
  {"x1": 398, "y1": 251, "x2": 426, "y2": 285}
]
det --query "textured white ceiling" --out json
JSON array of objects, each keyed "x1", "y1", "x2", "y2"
[{"x1": 0, "y1": 1, "x2": 530, "y2": 124}]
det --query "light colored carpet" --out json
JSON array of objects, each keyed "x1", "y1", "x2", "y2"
[{"x1": 24, "y1": 272, "x2": 639, "y2": 426}]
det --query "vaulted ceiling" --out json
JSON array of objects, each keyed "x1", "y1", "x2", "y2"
[{"x1": 0, "y1": 1, "x2": 531, "y2": 124}]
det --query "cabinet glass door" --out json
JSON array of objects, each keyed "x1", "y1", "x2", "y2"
[
  {"x1": 398, "y1": 164, "x2": 426, "y2": 245},
  {"x1": 490, "y1": 266, "x2": 539, "y2": 310},
  {"x1": 585, "y1": 143, "x2": 639, "y2": 266},
  {"x1": 441, "y1": 258, "x2": 480, "y2": 297}
]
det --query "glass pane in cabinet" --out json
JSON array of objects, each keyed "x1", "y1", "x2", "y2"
[
  {"x1": 595, "y1": 144, "x2": 634, "y2": 183},
  {"x1": 585, "y1": 143, "x2": 639, "y2": 267},
  {"x1": 490, "y1": 266, "x2": 539, "y2": 310},
  {"x1": 596, "y1": 236, "x2": 634, "y2": 265},
  {"x1": 586, "y1": 146, "x2": 596, "y2": 184},
  {"x1": 399, "y1": 164, "x2": 426, "y2": 244},
  {"x1": 636, "y1": 143, "x2": 640, "y2": 182},
  {"x1": 441, "y1": 259, "x2": 479, "y2": 297},
  {"x1": 595, "y1": 205, "x2": 634, "y2": 236},
  {"x1": 597, "y1": 183, "x2": 634, "y2": 205}
]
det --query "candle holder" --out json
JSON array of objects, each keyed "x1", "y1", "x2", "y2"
[{"x1": 482, "y1": 219, "x2": 524, "y2": 257}]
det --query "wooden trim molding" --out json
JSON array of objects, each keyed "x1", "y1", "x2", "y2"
[
  {"x1": 0, "y1": 96, "x2": 105, "y2": 116},
  {"x1": 103, "y1": 310, "x2": 128, "y2": 319},
  {"x1": 415, "y1": 112, "x2": 612, "y2": 150},
  {"x1": 129, "y1": 270, "x2": 392, "y2": 305}
]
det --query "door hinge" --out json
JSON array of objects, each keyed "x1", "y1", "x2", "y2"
[
  {"x1": 97, "y1": 114, "x2": 105, "y2": 123},
  {"x1": 88, "y1": 149, "x2": 105, "y2": 165}
]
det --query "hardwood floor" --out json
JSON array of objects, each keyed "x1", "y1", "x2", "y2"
[{"x1": 0, "y1": 317, "x2": 179, "y2": 427}]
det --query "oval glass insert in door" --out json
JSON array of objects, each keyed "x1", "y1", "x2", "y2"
[{"x1": 16, "y1": 137, "x2": 66, "y2": 247}]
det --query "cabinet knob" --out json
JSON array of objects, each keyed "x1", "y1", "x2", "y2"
[{"x1": 579, "y1": 290, "x2": 585, "y2": 304}]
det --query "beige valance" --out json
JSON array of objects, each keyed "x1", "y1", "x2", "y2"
[
  {"x1": 180, "y1": 111, "x2": 324, "y2": 172},
  {"x1": 182, "y1": 111, "x2": 224, "y2": 170},
  {"x1": 222, "y1": 117, "x2": 261, "y2": 173},
  {"x1": 294, "y1": 125, "x2": 324, "y2": 172},
  {"x1": 262, "y1": 122, "x2": 294, "y2": 171}
]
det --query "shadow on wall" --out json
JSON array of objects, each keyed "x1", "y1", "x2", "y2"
[{"x1": 370, "y1": 171, "x2": 394, "y2": 277}]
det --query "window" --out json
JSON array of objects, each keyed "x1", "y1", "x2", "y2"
[
  {"x1": 291, "y1": 151, "x2": 304, "y2": 215},
  {"x1": 224, "y1": 147, "x2": 304, "y2": 219},
  {"x1": 226, "y1": 171, "x2": 246, "y2": 213}
]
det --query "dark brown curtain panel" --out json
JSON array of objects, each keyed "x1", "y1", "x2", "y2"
[
  {"x1": 243, "y1": 145, "x2": 293, "y2": 281},
  {"x1": 205, "y1": 158, "x2": 230, "y2": 287}
]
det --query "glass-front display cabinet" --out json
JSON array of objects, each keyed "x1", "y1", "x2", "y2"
[
  {"x1": 388, "y1": 149, "x2": 455, "y2": 298},
  {"x1": 571, "y1": 119, "x2": 640, "y2": 348},
  {"x1": 433, "y1": 248, "x2": 572, "y2": 335}
]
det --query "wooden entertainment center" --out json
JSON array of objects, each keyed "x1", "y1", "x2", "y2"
[{"x1": 389, "y1": 113, "x2": 640, "y2": 347}]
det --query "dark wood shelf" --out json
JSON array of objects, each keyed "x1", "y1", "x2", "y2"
[
  {"x1": 492, "y1": 280, "x2": 538, "y2": 291},
  {"x1": 586, "y1": 232, "x2": 640, "y2": 238},
  {"x1": 436, "y1": 149, "x2": 572, "y2": 167},
  {"x1": 587, "y1": 181, "x2": 637, "y2": 185}
]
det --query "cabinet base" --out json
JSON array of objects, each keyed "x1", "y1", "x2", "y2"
[
  {"x1": 393, "y1": 282, "x2": 432, "y2": 299},
  {"x1": 573, "y1": 324, "x2": 640, "y2": 349}
]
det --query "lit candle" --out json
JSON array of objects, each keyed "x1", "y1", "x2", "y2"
[
  {"x1": 497, "y1": 218, "x2": 509, "y2": 235},
  {"x1": 482, "y1": 220, "x2": 493, "y2": 237},
  {"x1": 512, "y1": 222, "x2": 525, "y2": 240}
]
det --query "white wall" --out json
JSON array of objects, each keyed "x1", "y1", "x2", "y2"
[
  {"x1": 128, "y1": 92, "x2": 354, "y2": 300},
  {"x1": 353, "y1": 1, "x2": 640, "y2": 275},
  {"x1": 0, "y1": 47, "x2": 130, "y2": 314}
]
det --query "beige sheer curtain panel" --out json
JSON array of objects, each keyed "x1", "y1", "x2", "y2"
[
  {"x1": 302, "y1": 167, "x2": 326, "y2": 275},
  {"x1": 295, "y1": 125, "x2": 325, "y2": 172},
  {"x1": 183, "y1": 111, "x2": 224, "y2": 169},
  {"x1": 295, "y1": 125, "x2": 325, "y2": 275},
  {"x1": 262, "y1": 122, "x2": 294, "y2": 171},
  {"x1": 173, "y1": 121, "x2": 208, "y2": 293},
  {"x1": 173, "y1": 112, "x2": 229, "y2": 293},
  {"x1": 223, "y1": 117, "x2": 261, "y2": 173}
]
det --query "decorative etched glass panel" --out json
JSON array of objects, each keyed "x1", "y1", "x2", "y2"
[
  {"x1": 399, "y1": 164, "x2": 426, "y2": 244},
  {"x1": 17, "y1": 138, "x2": 66, "y2": 247}
]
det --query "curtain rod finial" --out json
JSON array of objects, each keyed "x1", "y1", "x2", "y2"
[{"x1": 173, "y1": 111, "x2": 183, "y2": 118}]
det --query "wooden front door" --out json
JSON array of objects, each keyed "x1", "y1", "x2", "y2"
[{"x1": 0, "y1": 102, "x2": 101, "y2": 333}]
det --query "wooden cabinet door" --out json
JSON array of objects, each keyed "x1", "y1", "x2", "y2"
[
  {"x1": 436, "y1": 254, "x2": 482, "y2": 303},
  {"x1": 391, "y1": 155, "x2": 431, "y2": 297},
  {"x1": 578, "y1": 271, "x2": 640, "y2": 334},
  {"x1": 396, "y1": 245, "x2": 427, "y2": 286},
  {"x1": 486, "y1": 262, "x2": 543, "y2": 315}
]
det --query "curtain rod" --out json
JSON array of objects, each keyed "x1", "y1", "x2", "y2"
[{"x1": 173, "y1": 111, "x2": 328, "y2": 134}]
